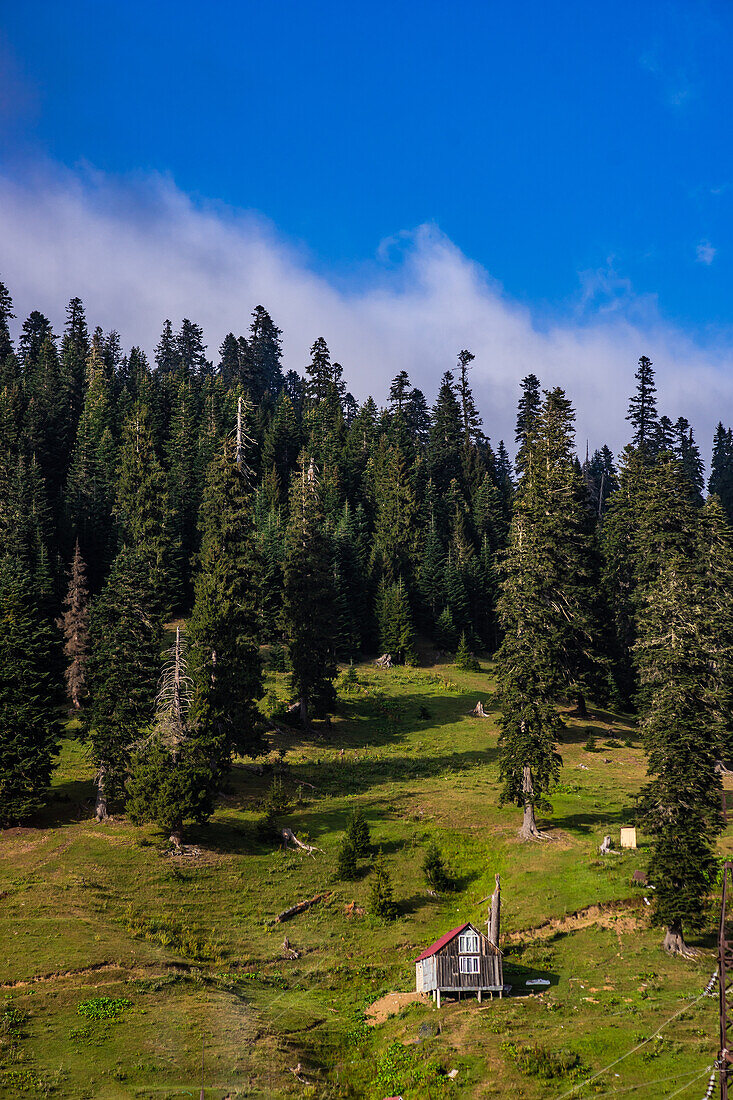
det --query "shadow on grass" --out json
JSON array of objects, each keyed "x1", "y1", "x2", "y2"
[
  {"x1": 285, "y1": 747, "x2": 499, "y2": 797},
  {"x1": 30, "y1": 776, "x2": 96, "y2": 828},
  {"x1": 545, "y1": 807, "x2": 630, "y2": 834},
  {"x1": 502, "y1": 960, "x2": 560, "y2": 993}
]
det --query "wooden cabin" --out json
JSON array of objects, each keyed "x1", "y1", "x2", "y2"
[{"x1": 415, "y1": 922, "x2": 503, "y2": 1007}]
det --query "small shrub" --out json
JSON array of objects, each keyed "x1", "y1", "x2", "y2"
[
  {"x1": 77, "y1": 997, "x2": 132, "y2": 1021},
  {"x1": 258, "y1": 777, "x2": 292, "y2": 840},
  {"x1": 335, "y1": 835, "x2": 358, "y2": 880},
  {"x1": 583, "y1": 732, "x2": 598, "y2": 752},
  {"x1": 370, "y1": 849, "x2": 398, "y2": 920},
  {"x1": 346, "y1": 805, "x2": 372, "y2": 857},
  {"x1": 417, "y1": 705, "x2": 432, "y2": 720},
  {"x1": 422, "y1": 841, "x2": 452, "y2": 892},
  {"x1": 269, "y1": 641, "x2": 288, "y2": 672},
  {"x1": 341, "y1": 663, "x2": 360, "y2": 691},
  {"x1": 264, "y1": 688, "x2": 285, "y2": 721},
  {"x1": 502, "y1": 1041, "x2": 582, "y2": 1080},
  {"x1": 455, "y1": 631, "x2": 480, "y2": 671}
]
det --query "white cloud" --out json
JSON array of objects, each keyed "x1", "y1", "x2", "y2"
[
  {"x1": 696, "y1": 239, "x2": 716, "y2": 265},
  {"x1": 1, "y1": 165, "x2": 733, "y2": 462}
]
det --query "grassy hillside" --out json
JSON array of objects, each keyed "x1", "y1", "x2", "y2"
[{"x1": 0, "y1": 660, "x2": 727, "y2": 1099}]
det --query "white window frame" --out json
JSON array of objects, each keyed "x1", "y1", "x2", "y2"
[
  {"x1": 459, "y1": 955, "x2": 479, "y2": 974},
  {"x1": 459, "y1": 931, "x2": 479, "y2": 954}
]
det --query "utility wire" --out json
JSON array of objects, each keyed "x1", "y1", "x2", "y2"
[
  {"x1": 663, "y1": 1066, "x2": 713, "y2": 1098},
  {"x1": 556, "y1": 973, "x2": 718, "y2": 1100}
]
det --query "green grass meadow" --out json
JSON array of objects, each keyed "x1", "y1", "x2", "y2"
[{"x1": 0, "y1": 660, "x2": 728, "y2": 1098}]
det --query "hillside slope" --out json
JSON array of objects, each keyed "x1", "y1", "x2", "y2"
[{"x1": 0, "y1": 661, "x2": 726, "y2": 1099}]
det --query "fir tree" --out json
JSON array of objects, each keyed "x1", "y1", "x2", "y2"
[
  {"x1": 0, "y1": 280, "x2": 16, "y2": 377},
  {"x1": 281, "y1": 456, "x2": 338, "y2": 724},
  {"x1": 188, "y1": 405, "x2": 264, "y2": 764},
  {"x1": 376, "y1": 578, "x2": 417, "y2": 665},
  {"x1": 85, "y1": 545, "x2": 161, "y2": 819},
  {"x1": 177, "y1": 318, "x2": 209, "y2": 377},
  {"x1": 58, "y1": 541, "x2": 90, "y2": 710},
  {"x1": 429, "y1": 371, "x2": 463, "y2": 504},
  {"x1": 127, "y1": 628, "x2": 217, "y2": 849},
  {"x1": 709, "y1": 423, "x2": 733, "y2": 523},
  {"x1": 422, "y1": 841, "x2": 451, "y2": 892},
  {"x1": 335, "y1": 834, "x2": 359, "y2": 880},
  {"x1": 626, "y1": 355, "x2": 658, "y2": 453},
  {"x1": 249, "y1": 305, "x2": 284, "y2": 397},
  {"x1": 435, "y1": 606, "x2": 457, "y2": 652},
  {"x1": 496, "y1": 388, "x2": 599, "y2": 837},
  {"x1": 635, "y1": 548, "x2": 723, "y2": 954},
  {"x1": 346, "y1": 805, "x2": 372, "y2": 857},
  {"x1": 369, "y1": 848, "x2": 397, "y2": 919},
  {"x1": 115, "y1": 402, "x2": 177, "y2": 608},
  {"x1": 514, "y1": 373, "x2": 541, "y2": 476},
  {"x1": 0, "y1": 556, "x2": 59, "y2": 825},
  {"x1": 65, "y1": 347, "x2": 117, "y2": 586},
  {"x1": 455, "y1": 631, "x2": 479, "y2": 671}
]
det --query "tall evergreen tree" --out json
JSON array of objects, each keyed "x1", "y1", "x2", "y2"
[
  {"x1": 0, "y1": 556, "x2": 59, "y2": 825},
  {"x1": 58, "y1": 541, "x2": 91, "y2": 710},
  {"x1": 626, "y1": 355, "x2": 658, "y2": 453},
  {"x1": 496, "y1": 388, "x2": 599, "y2": 836},
  {"x1": 85, "y1": 546, "x2": 162, "y2": 819},
  {"x1": 188, "y1": 403, "x2": 265, "y2": 764},
  {"x1": 281, "y1": 456, "x2": 338, "y2": 725},
  {"x1": 709, "y1": 423, "x2": 733, "y2": 523},
  {"x1": 635, "y1": 539, "x2": 723, "y2": 954},
  {"x1": 127, "y1": 628, "x2": 217, "y2": 849}
]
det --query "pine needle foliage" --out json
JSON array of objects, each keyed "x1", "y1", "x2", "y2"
[{"x1": 369, "y1": 848, "x2": 398, "y2": 920}]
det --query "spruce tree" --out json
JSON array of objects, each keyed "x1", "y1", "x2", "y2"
[
  {"x1": 86, "y1": 546, "x2": 161, "y2": 819},
  {"x1": 496, "y1": 388, "x2": 598, "y2": 837},
  {"x1": 0, "y1": 556, "x2": 59, "y2": 825},
  {"x1": 127, "y1": 628, "x2": 217, "y2": 849},
  {"x1": 423, "y1": 841, "x2": 451, "y2": 892},
  {"x1": 115, "y1": 402, "x2": 177, "y2": 609},
  {"x1": 65, "y1": 347, "x2": 117, "y2": 587},
  {"x1": 281, "y1": 456, "x2": 338, "y2": 724},
  {"x1": 346, "y1": 805, "x2": 372, "y2": 856},
  {"x1": 626, "y1": 355, "x2": 658, "y2": 454},
  {"x1": 369, "y1": 849, "x2": 397, "y2": 919},
  {"x1": 635, "y1": 547, "x2": 723, "y2": 954},
  {"x1": 335, "y1": 834, "x2": 359, "y2": 880},
  {"x1": 58, "y1": 541, "x2": 90, "y2": 710},
  {"x1": 188, "y1": 404, "x2": 264, "y2": 763},
  {"x1": 709, "y1": 423, "x2": 733, "y2": 523},
  {"x1": 376, "y1": 578, "x2": 417, "y2": 665}
]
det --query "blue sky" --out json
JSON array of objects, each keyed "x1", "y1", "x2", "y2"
[
  {"x1": 3, "y1": 0, "x2": 731, "y2": 328},
  {"x1": 1, "y1": 1, "x2": 732, "y2": 451}
]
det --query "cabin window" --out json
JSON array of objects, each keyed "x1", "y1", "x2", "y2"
[
  {"x1": 459, "y1": 932, "x2": 479, "y2": 954},
  {"x1": 459, "y1": 955, "x2": 479, "y2": 973}
]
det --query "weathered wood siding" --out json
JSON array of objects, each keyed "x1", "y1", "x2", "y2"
[
  {"x1": 434, "y1": 953, "x2": 502, "y2": 990},
  {"x1": 416, "y1": 925, "x2": 503, "y2": 992}
]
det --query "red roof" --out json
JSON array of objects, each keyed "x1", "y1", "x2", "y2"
[{"x1": 415, "y1": 923, "x2": 471, "y2": 962}]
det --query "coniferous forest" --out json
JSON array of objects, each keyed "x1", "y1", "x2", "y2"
[{"x1": 3, "y1": 274, "x2": 733, "y2": 975}]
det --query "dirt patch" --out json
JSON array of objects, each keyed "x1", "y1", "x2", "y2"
[
  {"x1": 506, "y1": 898, "x2": 647, "y2": 944},
  {"x1": 366, "y1": 991, "x2": 429, "y2": 1026}
]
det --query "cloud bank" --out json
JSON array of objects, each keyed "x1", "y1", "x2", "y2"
[{"x1": 1, "y1": 165, "x2": 732, "y2": 460}]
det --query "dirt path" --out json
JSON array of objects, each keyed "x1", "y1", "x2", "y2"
[{"x1": 366, "y1": 991, "x2": 429, "y2": 1025}]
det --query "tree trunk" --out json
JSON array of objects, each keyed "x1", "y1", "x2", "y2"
[
  {"x1": 299, "y1": 694, "x2": 309, "y2": 729},
  {"x1": 663, "y1": 921, "x2": 689, "y2": 956},
  {"x1": 519, "y1": 765, "x2": 548, "y2": 840},
  {"x1": 575, "y1": 691, "x2": 588, "y2": 719},
  {"x1": 95, "y1": 765, "x2": 109, "y2": 822}
]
